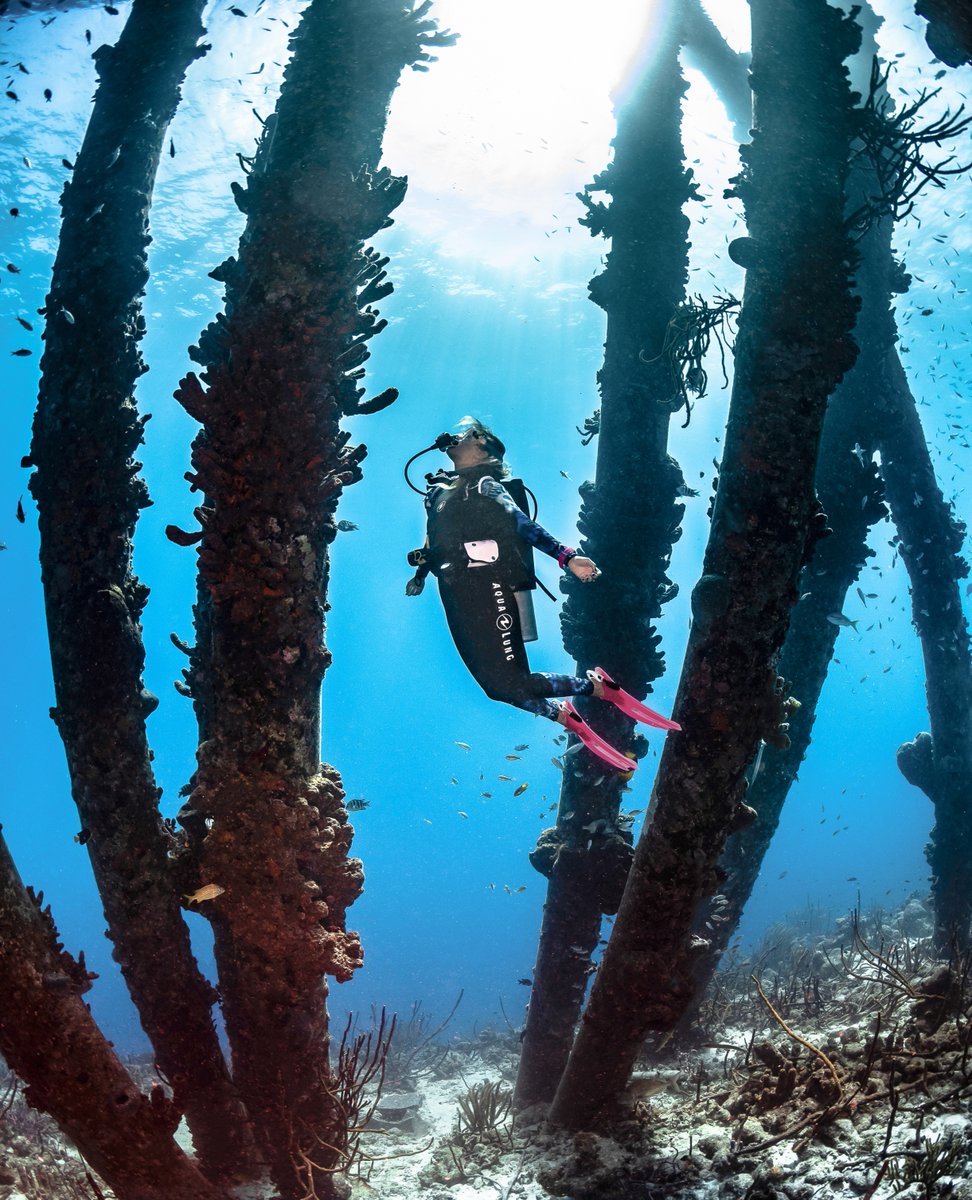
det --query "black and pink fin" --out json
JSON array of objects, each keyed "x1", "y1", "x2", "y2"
[
  {"x1": 588, "y1": 666, "x2": 681, "y2": 731},
  {"x1": 560, "y1": 701, "x2": 637, "y2": 773}
]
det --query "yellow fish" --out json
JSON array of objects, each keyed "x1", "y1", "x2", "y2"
[
  {"x1": 513, "y1": 782, "x2": 529, "y2": 797},
  {"x1": 184, "y1": 884, "x2": 224, "y2": 904}
]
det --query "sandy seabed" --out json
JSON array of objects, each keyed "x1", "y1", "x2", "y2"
[{"x1": 2, "y1": 895, "x2": 970, "y2": 1200}]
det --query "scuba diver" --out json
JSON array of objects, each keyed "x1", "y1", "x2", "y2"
[{"x1": 405, "y1": 418, "x2": 680, "y2": 771}]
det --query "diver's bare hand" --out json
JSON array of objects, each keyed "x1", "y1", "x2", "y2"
[
  {"x1": 568, "y1": 556, "x2": 600, "y2": 583},
  {"x1": 405, "y1": 575, "x2": 426, "y2": 596}
]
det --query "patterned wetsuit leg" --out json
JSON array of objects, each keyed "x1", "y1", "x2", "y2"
[{"x1": 438, "y1": 572, "x2": 593, "y2": 719}]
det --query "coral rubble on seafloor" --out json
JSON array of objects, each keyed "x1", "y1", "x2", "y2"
[{"x1": 1, "y1": 894, "x2": 970, "y2": 1200}]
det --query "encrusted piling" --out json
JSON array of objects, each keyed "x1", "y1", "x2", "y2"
[
  {"x1": 170, "y1": 3, "x2": 453, "y2": 1195},
  {"x1": 549, "y1": 0, "x2": 862, "y2": 1129},
  {"x1": 26, "y1": 0, "x2": 254, "y2": 1176},
  {"x1": 0, "y1": 832, "x2": 232, "y2": 1200},
  {"x1": 515, "y1": 3, "x2": 693, "y2": 1111}
]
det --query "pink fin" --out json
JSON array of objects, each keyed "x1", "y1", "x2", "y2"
[
  {"x1": 561, "y1": 702, "x2": 637, "y2": 773},
  {"x1": 589, "y1": 667, "x2": 682, "y2": 731}
]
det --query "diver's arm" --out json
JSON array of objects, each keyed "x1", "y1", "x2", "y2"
[
  {"x1": 478, "y1": 478, "x2": 587, "y2": 568},
  {"x1": 406, "y1": 497, "x2": 437, "y2": 596},
  {"x1": 478, "y1": 478, "x2": 599, "y2": 580}
]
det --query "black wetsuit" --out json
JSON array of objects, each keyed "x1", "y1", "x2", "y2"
[{"x1": 417, "y1": 465, "x2": 595, "y2": 719}]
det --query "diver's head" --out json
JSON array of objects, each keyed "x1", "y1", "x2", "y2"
[{"x1": 446, "y1": 417, "x2": 507, "y2": 472}]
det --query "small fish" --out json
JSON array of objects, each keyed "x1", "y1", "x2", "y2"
[
  {"x1": 457, "y1": 810, "x2": 469, "y2": 819},
  {"x1": 453, "y1": 741, "x2": 471, "y2": 751},
  {"x1": 514, "y1": 743, "x2": 529, "y2": 751},
  {"x1": 105, "y1": 3, "x2": 120, "y2": 12},
  {"x1": 73, "y1": 829, "x2": 91, "y2": 845},
  {"x1": 517, "y1": 977, "x2": 532, "y2": 986},
  {"x1": 421, "y1": 818, "x2": 432, "y2": 825},
  {"x1": 827, "y1": 611, "x2": 858, "y2": 632},
  {"x1": 450, "y1": 775, "x2": 459, "y2": 785},
  {"x1": 480, "y1": 792, "x2": 492, "y2": 798},
  {"x1": 559, "y1": 469, "x2": 570, "y2": 479},
  {"x1": 497, "y1": 774, "x2": 514, "y2": 781},
  {"x1": 856, "y1": 587, "x2": 867, "y2": 606},
  {"x1": 169, "y1": 138, "x2": 176, "y2": 158},
  {"x1": 511, "y1": 886, "x2": 527, "y2": 893},
  {"x1": 486, "y1": 882, "x2": 495, "y2": 890},
  {"x1": 851, "y1": 443, "x2": 866, "y2": 466},
  {"x1": 505, "y1": 754, "x2": 521, "y2": 761},
  {"x1": 625, "y1": 1073, "x2": 673, "y2": 1100},
  {"x1": 105, "y1": 146, "x2": 121, "y2": 168},
  {"x1": 6, "y1": 263, "x2": 21, "y2": 274},
  {"x1": 15, "y1": 317, "x2": 32, "y2": 330},
  {"x1": 184, "y1": 884, "x2": 225, "y2": 904},
  {"x1": 229, "y1": 4, "x2": 247, "y2": 12},
  {"x1": 9, "y1": 207, "x2": 20, "y2": 217},
  {"x1": 60, "y1": 308, "x2": 75, "y2": 325},
  {"x1": 61, "y1": 158, "x2": 74, "y2": 171},
  {"x1": 22, "y1": 156, "x2": 31, "y2": 169},
  {"x1": 336, "y1": 519, "x2": 358, "y2": 531},
  {"x1": 44, "y1": 88, "x2": 52, "y2": 102},
  {"x1": 5, "y1": 91, "x2": 19, "y2": 103},
  {"x1": 16, "y1": 497, "x2": 25, "y2": 523},
  {"x1": 346, "y1": 798, "x2": 369, "y2": 812},
  {"x1": 550, "y1": 757, "x2": 564, "y2": 771},
  {"x1": 513, "y1": 782, "x2": 529, "y2": 797}
]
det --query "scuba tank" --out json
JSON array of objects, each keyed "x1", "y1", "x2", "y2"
[{"x1": 501, "y1": 476, "x2": 539, "y2": 642}]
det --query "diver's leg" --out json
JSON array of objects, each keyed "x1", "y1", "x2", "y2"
[
  {"x1": 585, "y1": 666, "x2": 681, "y2": 730},
  {"x1": 438, "y1": 575, "x2": 555, "y2": 714},
  {"x1": 530, "y1": 671, "x2": 598, "y2": 700},
  {"x1": 438, "y1": 577, "x2": 634, "y2": 770}
]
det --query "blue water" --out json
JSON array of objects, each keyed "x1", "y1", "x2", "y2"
[{"x1": 0, "y1": 0, "x2": 967, "y2": 1055}]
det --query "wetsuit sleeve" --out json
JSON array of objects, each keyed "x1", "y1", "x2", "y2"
[
  {"x1": 411, "y1": 491, "x2": 437, "y2": 580},
  {"x1": 478, "y1": 477, "x2": 573, "y2": 563}
]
